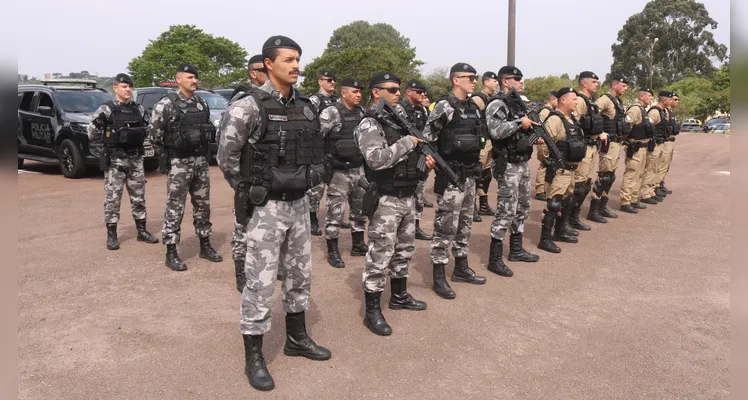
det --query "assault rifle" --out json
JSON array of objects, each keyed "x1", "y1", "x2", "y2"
[{"x1": 377, "y1": 102, "x2": 464, "y2": 192}]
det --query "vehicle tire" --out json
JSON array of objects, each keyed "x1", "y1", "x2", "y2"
[
  {"x1": 18, "y1": 158, "x2": 23, "y2": 169},
  {"x1": 144, "y1": 159, "x2": 159, "y2": 172},
  {"x1": 58, "y1": 139, "x2": 86, "y2": 179}
]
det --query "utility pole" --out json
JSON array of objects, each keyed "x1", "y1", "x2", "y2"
[
  {"x1": 507, "y1": 0, "x2": 516, "y2": 66},
  {"x1": 646, "y1": 36, "x2": 659, "y2": 88}
]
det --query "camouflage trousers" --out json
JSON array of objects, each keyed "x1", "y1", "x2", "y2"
[
  {"x1": 490, "y1": 161, "x2": 532, "y2": 240},
  {"x1": 306, "y1": 182, "x2": 326, "y2": 213},
  {"x1": 363, "y1": 195, "x2": 416, "y2": 293},
  {"x1": 162, "y1": 156, "x2": 212, "y2": 245},
  {"x1": 240, "y1": 198, "x2": 312, "y2": 335},
  {"x1": 104, "y1": 153, "x2": 147, "y2": 224},
  {"x1": 415, "y1": 178, "x2": 426, "y2": 220},
  {"x1": 232, "y1": 207, "x2": 247, "y2": 261},
  {"x1": 430, "y1": 178, "x2": 476, "y2": 265},
  {"x1": 324, "y1": 168, "x2": 366, "y2": 239}
]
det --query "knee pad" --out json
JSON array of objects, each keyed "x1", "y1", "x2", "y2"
[
  {"x1": 573, "y1": 182, "x2": 587, "y2": 199},
  {"x1": 592, "y1": 179, "x2": 604, "y2": 197},
  {"x1": 584, "y1": 178, "x2": 593, "y2": 196},
  {"x1": 547, "y1": 195, "x2": 564, "y2": 213}
]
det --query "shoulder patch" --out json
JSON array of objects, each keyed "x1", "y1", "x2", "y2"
[
  {"x1": 229, "y1": 106, "x2": 246, "y2": 119},
  {"x1": 359, "y1": 119, "x2": 372, "y2": 131},
  {"x1": 625, "y1": 115, "x2": 633, "y2": 122}
]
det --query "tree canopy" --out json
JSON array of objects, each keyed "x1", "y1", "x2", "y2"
[
  {"x1": 666, "y1": 63, "x2": 730, "y2": 121},
  {"x1": 127, "y1": 25, "x2": 247, "y2": 89}
]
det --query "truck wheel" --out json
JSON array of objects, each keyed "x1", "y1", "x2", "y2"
[{"x1": 58, "y1": 139, "x2": 86, "y2": 178}]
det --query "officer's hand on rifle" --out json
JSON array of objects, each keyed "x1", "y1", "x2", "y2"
[
  {"x1": 520, "y1": 116, "x2": 539, "y2": 130},
  {"x1": 424, "y1": 155, "x2": 435, "y2": 171},
  {"x1": 536, "y1": 138, "x2": 545, "y2": 145},
  {"x1": 409, "y1": 136, "x2": 423, "y2": 145},
  {"x1": 599, "y1": 132, "x2": 609, "y2": 144}
]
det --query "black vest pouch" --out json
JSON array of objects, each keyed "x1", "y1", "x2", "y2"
[
  {"x1": 249, "y1": 185, "x2": 269, "y2": 206},
  {"x1": 433, "y1": 173, "x2": 448, "y2": 196},
  {"x1": 307, "y1": 164, "x2": 324, "y2": 188},
  {"x1": 515, "y1": 134, "x2": 534, "y2": 155},
  {"x1": 567, "y1": 140, "x2": 586, "y2": 162},
  {"x1": 591, "y1": 114, "x2": 604, "y2": 133},
  {"x1": 334, "y1": 138, "x2": 360, "y2": 160},
  {"x1": 120, "y1": 127, "x2": 146, "y2": 145},
  {"x1": 453, "y1": 134, "x2": 482, "y2": 154},
  {"x1": 579, "y1": 115, "x2": 592, "y2": 132},
  {"x1": 269, "y1": 165, "x2": 308, "y2": 192}
]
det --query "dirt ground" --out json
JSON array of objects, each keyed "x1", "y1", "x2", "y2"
[{"x1": 18, "y1": 133, "x2": 730, "y2": 399}]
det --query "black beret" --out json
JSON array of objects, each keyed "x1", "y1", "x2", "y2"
[
  {"x1": 339, "y1": 78, "x2": 364, "y2": 90},
  {"x1": 639, "y1": 88, "x2": 654, "y2": 95},
  {"x1": 578, "y1": 71, "x2": 599, "y2": 81},
  {"x1": 318, "y1": 69, "x2": 336, "y2": 79},
  {"x1": 450, "y1": 63, "x2": 477, "y2": 74},
  {"x1": 406, "y1": 79, "x2": 427, "y2": 91},
  {"x1": 556, "y1": 87, "x2": 577, "y2": 98},
  {"x1": 610, "y1": 74, "x2": 628, "y2": 84},
  {"x1": 671, "y1": 92, "x2": 679, "y2": 98},
  {"x1": 114, "y1": 73, "x2": 133, "y2": 86},
  {"x1": 658, "y1": 90, "x2": 673, "y2": 98},
  {"x1": 482, "y1": 71, "x2": 498, "y2": 80},
  {"x1": 248, "y1": 54, "x2": 264, "y2": 65},
  {"x1": 262, "y1": 35, "x2": 302, "y2": 56},
  {"x1": 498, "y1": 66, "x2": 522, "y2": 77},
  {"x1": 549, "y1": 90, "x2": 558, "y2": 98},
  {"x1": 369, "y1": 72, "x2": 400, "y2": 87},
  {"x1": 176, "y1": 64, "x2": 199, "y2": 78}
]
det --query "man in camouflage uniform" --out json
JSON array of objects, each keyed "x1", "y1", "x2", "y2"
[
  {"x1": 88, "y1": 73, "x2": 159, "y2": 250},
  {"x1": 306, "y1": 69, "x2": 339, "y2": 235},
  {"x1": 399, "y1": 78, "x2": 433, "y2": 240},
  {"x1": 422, "y1": 62, "x2": 487, "y2": 300},
  {"x1": 534, "y1": 91, "x2": 558, "y2": 200},
  {"x1": 217, "y1": 36, "x2": 331, "y2": 392},
  {"x1": 148, "y1": 64, "x2": 222, "y2": 271},
  {"x1": 230, "y1": 54, "x2": 268, "y2": 104},
  {"x1": 355, "y1": 71, "x2": 434, "y2": 336},
  {"x1": 470, "y1": 71, "x2": 499, "y2": 221},
  {"x1": 484, "y1": 66, "x2": 540, "y2": 277},
  {"x1": 320, "y1": 77, "x2": 369, "y2": 268}
]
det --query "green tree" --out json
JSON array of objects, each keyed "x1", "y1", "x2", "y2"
[
  {"x1": 522, "y1": 75, "x2": 575, "y2": 103},
  {"x1": 666, "y1": 62, "x2": 730, "y2": 121},
  {"x1": 609, "y1": 0, "x2": 728, "y2": 88},
  {"x1": 421, "y1": 68, "x2": 451, "y2": 102},
  {"x1": 299, "y1": 21, "x2": 423, "y2": 101},
  {"x1": 128, "y1": 25, "x2": 248, "y2": 89}
]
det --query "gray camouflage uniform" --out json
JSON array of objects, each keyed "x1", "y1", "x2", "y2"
[
  {"x1": 355, "y1": 103, "x2": 418, "y2": 293},
  {"x1": 217, "y1": 80, "x2": 313, "y2": 335},
  {"x1": 306, "y1": 93, "x2": 336, "y2": 213},
  {"x1": 148, "y1": 92, "x2": 213, "y2": 245},
  {"x1": 319, "y1": 105, "x2": 367, "y2": 240},
  {"x1": 88, "y1": 101, "x2": 148, "y2": 224},
  {"x1": 485, "y1": 98, "x2": 532, "y2": 240},
  {"x1": 421, "y1": 98, "x2": 477, "y2": 265}
]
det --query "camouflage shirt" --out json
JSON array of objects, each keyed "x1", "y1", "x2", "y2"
[
  {"x1": 353, "y1": 103, "x2": 416, "y2": 171},
  {"x1": 485, "y1": 97, "x2": 522, "y2": 140},
  {"x1": 216, "y1": 80, "x2": 302, "y2": 189},
  {"x1": 147, "y1": 90, "x2": 210, "y2": 147},
  {"x1": 318, "y1": 105, "x2": 343, "y2": 138}
]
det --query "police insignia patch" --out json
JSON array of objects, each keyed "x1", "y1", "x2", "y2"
[
  {"x1": 274, "y1": 39, "x2": 281, "y2": 45},
  {"x1": 303, "y1": 106, "x2": 315, "y2": 121},
  {"x1": 625, "y1": 115, "x2": 633, "y2": 121},
  {"x1": 268, "y1": 114, "x2": 288, "y2": 122},
  {"x1": 384, "y1": 74, "x2": 390, "y2": 79},
  {"x1": 359, "y1": 120, "x2": 371, "y2": 130},
  {"x1": 463, "y1": 64, "x2": 468, "y2": 69},
  {"x1": 196, "y1": 103, "x2": 204, "y2": 111}
]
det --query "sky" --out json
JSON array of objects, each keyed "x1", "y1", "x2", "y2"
[{"x1": 11, "y1": 0, "x2": 731, "y2": 80}]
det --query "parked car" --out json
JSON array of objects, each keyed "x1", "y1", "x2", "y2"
[
  {"x1": 710, "y1": 123, "x2": 730, "y2": 135},
  {"x1": 18, "y1": 79, "x2": 158, "y2": 177},
  {"x1": 680, "y1": 123, "x2": 703, "y2": 132},
  {"x1": 213, "y1": 88, "x2": 235, "y2": 101},
  {"x1": 703, "y1": 117, "x2": 729, "y2": 132},
  {"x1": 683, "y1": 118, "x2": 702, "y2": 126}
]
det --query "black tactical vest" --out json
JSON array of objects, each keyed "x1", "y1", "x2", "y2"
[
  {"x1": 548, "y1": 111, "x2": 586, "y2": 162},
  {"x1": 238, "y1": 89, "x2": 324, "y2": 199},
  {"x1": 363, "y1": 111, "x2": 421, "y2": 197},
  {"x1": 601, "y1": 93, "x2": 625, "y2": 137},
  {"x1": 314, "y1": 93, "x2": 338, "y2": 113},
  {"x1": 486, "y1": 93, "x2": 534, "y2": 163},
  {"x1": 650, "y1": 105, "x2": 671, "y2": 137},
  {"x1": 437, "y1": 96, "x2": 484, "y2": 165},
  {"x1": 400, "y1": 99, "x2": 428, "y2": 132},
  {"x1": 103, "y1": 101, "x2": 146, "y2": 149},
  {"x1": 576, "y1": 93, "x2": 604, "y2": 135},
  {"x1": 627, "y1": 105, "x2": 654, "y2": 140},
  {"x1": 326, "y1": 102, "x2": 364, "y2": 169},
  {"x1": 230, "y1": 83, "x2": 254, "y2": 104},
  {"x1": 667, "y1": 109, "x2": 680, "y2": 135},
  {"x1": 165, "y1": 93, "x2": 213, "y2": 156}
]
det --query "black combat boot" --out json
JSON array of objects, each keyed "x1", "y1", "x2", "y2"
[
  {"x1": 432, "y1": 263, "x2": 456, "y2": 299},
  {"x1": 415, "y1": 220, "x2": 432, "y2": 241},
  {"x1": 641, "y1": 196, "x2": 658, "y2": 205},
  {"x1": 310, "y1": 212, "x2": 322, "y2": 236},
  {"x1": 558, "y1": 198, "x2": 580, "y2": 237},
  {"x1": 423, "y1": 199, "x2": 434, "y2": 208},
  {"x1": 535, "y1": 193, "x2": 547, "y2": 201},
  {"x1": 538, "y1": 210, "x2": 561, "y2": 253},
  {"x1": 363, "y1": 292, "x2": 392, "y2": 336},
  {"x1": 340, "y1": 220, "x2": 351, "y2": 229},
  {"x1": 599, "y1": 197, "x2": 618, "y2": 218},
  {"x1": 326, "y1": 238, "x2": 345, "y2": 268},
  {"x1": 655, "y1": 186, "x2": 668, "y2": 198},
  {"x1": 632, "y1": 201, "x2": 647, "y2": 209},
  {"x1": 661, "y1": 181, "x2": 673, "y2": 194},
  {"x1": 479, "y1": 196, "x2": 495, "y2": 216},
  {"x1": 451, "y1": 256, "x2": 487, "y2": 284},
  {"x1": 135, "y1": 219, "x2": 159, "y2": 244},
  {"x1": 235, "y1": 259, "x2": 246, "y2": 293},
  {"x1": 619, "y1": 204, "x2": 638, "y2": 214},
  {"x1": 585, "y1": 199, "x2": 607, "y2": 224},
  {"x1": 242, "y1": 334, "x2": 274, "y2": 391},
  {"x1": 554, "y1": 207, "x2": 579, "y2": 243},
  {"x1": 653, "y1": 194, "x2": 665, "y2": 202},
  {"x1": 473, "y1": 202, "x2": 482, "y2": 222},
  {"x1": 350, "y1": 231, "x2": 368, "y2": 256},
  {"x1": 199, "y1": 236, "x2": 223, "y2": 262},
  {"x1": 283, "y1": 312, "x2": 332, "y2": 360},
  {"x1": 507, "y1": 233, "x2": 540, "y2": 262},
  {"x1": 106, "y1": 223, "x2": 119, "y2": 250},
  {"x1": 487, "y1": 237, "x2": 513, "y2": 277},
  {"x1": 388, "y1": 278, "x2": 427, "y2": 311},
  {"x1": 570, "y1": 201, "x2": 592, "y2": 230},
  {"x1": 165, "y1": 244, "x2": 187, "y2": 271}
]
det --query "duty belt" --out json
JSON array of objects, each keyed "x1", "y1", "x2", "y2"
[
  {"x1": 379, "y1": 186, "x2": 417, "y2": 198},
  {"x1": 110, "y1": 147, "x2": 142, "y2": 157},
  {"x1": 170, "y1": 148, "x2": 207, "y2": 158},
  {"x1": 267, "y1": 190, "x2": 306, "y2": 202},
  {"x1": 584, "y1": 137, "x2": 599, "y2": 146}
]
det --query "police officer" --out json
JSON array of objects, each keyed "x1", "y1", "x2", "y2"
[
  {"x1": 659, "y1": 92, "x2": 679, "y2": 194},
  {"x1": 320, "y1": 77, "x2": 369, "y2": 268},
  {"x1": 593, "y1": 75, "x2": 629, "y2": 220},
  {"x1": 355, "y1": 71, "x2": 435, "y2": 336},
  {"x1": 618, "y1": 88, "x2": 655, "y2": 214},
  {"x1": 538, "y1": 87, "x2": 585, "y2": 253},
  {"x1": 653, "y1": 90, "x2": 676, "y2": 199},
  {"x1": 484, "y1": 66, "x2": 540, "y2": 277},
  {"x1": 88, "y1": 73, "x2": 159, "y2": 250},
  {"x1": 230, "y1": 54, "x2": 268, "y2": 102},
  {"x1": 217, "y1": 36, "x2": 331, "y2": 392},
  {"x1": 640, "y1": 91, "x2": 673, "y2": 204},
  {"x1": 148, "y1": 64, "x2": 223, "y2": 271},
  {"x1": 534, "y1": 91, "x2": 558, "y2": 201},
  {"x1": 572, "y1": 71, "x2": 608, "y2": 229},
  {"x1": 307, "y1": 69, "x2": 340, "y2": 235},
  {"x1": 422, "y1": 62, "x2": 487, "y2": 299},
  {"x1": 470, "y1": 71, "x2": 499, "y2": 221},
  {"x1": 400, "y1": 78, "x2": 433, "y2": 240}
]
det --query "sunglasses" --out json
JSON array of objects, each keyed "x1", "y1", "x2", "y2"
[
  {"x1": 375, "y1": 86, "x2": 400, "y2": 94},
  {"x1": 456, "y1": 75, "x2": 478, "y2": 82},
  {"x1": 506, "y1": 76, "x2": 523, "y2": 81},
  {"x1": 250, "y1": 68, "x2": 265, "y2": 73},
  {"x1": 412, "y1": 89, "x2": 424, "y2": 95},
  {"x1": 320, "y1": 78, "x2": 336, "y2": 83}
]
